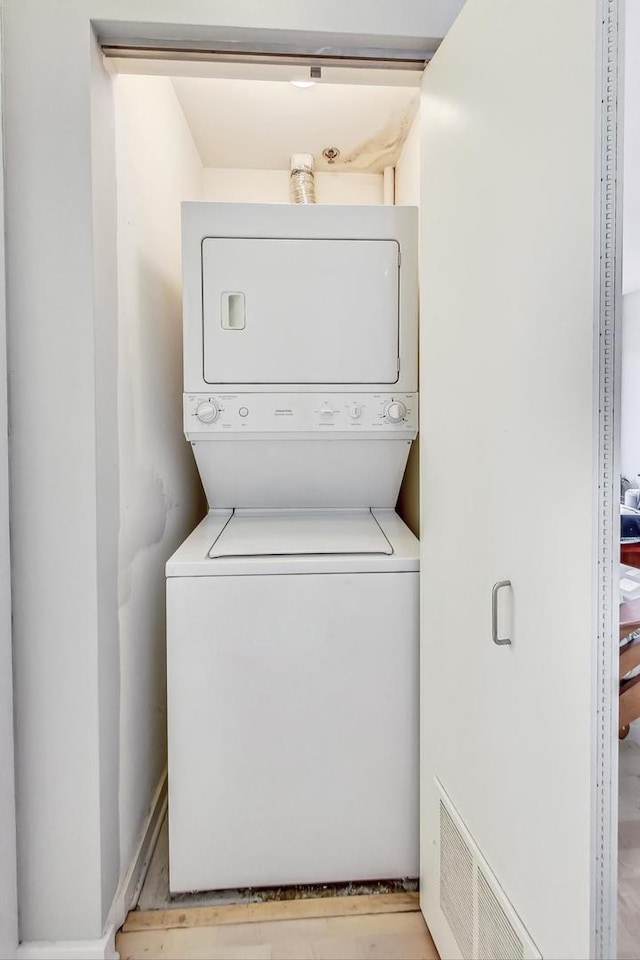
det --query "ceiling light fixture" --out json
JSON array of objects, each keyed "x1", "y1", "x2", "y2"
[{"x1": 291, "y1": 66, "x2": 320, "y2": 89}]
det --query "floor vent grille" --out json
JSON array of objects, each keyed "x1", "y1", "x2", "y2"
[
  {"x1": 440, "y1": 801, "x2": 474, "y2": 959},
  {"x1": 477, "y1": 869, "x2": 523, "y2": 960},
  {"x1": 437, "y1": 779, "x2": 541, "y2": 960}
]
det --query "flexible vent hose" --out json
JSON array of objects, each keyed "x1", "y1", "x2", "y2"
[{"x1": 290, "y1": 153, "x2": 316, "y2": 204}]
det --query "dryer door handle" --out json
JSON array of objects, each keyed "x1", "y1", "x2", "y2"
[{"x1": 221, "y1": 291, "x2": 245, "y2": 330}]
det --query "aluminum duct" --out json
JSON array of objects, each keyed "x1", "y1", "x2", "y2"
[{"x1": 290, "y1": 153, "x2": 316, "y2": 204}]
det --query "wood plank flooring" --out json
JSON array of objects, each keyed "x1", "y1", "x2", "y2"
[
  {"x1": 123, "y1": 816, "x2": 434, "y2": 959},
  {"x1": 619, "y1": 724, "x2": 640, "y2": 959},
  {"x1": 117, "y1": 740, "x2": 640, "y2": 960},
  {"x1": 116, "y1": 902, "x2": 439, "y2": 960},
  {"x1": 123, "y1": 892, "x2": 420, "y2": 933}
]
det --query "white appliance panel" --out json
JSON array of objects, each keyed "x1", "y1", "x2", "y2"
[
  {"x1": 202, "y1": 238, "x2": 399, "y2": 385},
  {"x1": 185, "y1": 392, "x2": 417, "y2": 510},
  {"x1": 191, "y1": 438, "x2": 412, "y2": 509},
  {"x1": 181, "y1": 204, "x2": 418, "y2": 394},
  {"x1": 208, "y1": 509, "x2": 393, "y2": 558},
  {"x1": 167, "y1": 569, "x2": 419, "y2": 893},
  {"x1": 166, "y1": 509, "x2": 419, "y2": 578},
  {"x1": 184, "y1": 392, "x2": 417, "y2": 437}
]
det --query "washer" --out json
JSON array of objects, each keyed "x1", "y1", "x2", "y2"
[{"x1": 166, "y1": 508, "x2": 418, "y2": 892}]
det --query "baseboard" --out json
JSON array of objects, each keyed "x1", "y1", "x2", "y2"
[
  {"x1": 17, "y1": 770, "x2": 167, "y2": 960},
  {"x1": 16, "y1": 930, "x2": 118, "y2": 960},
  {"x1": 106, "y1": 768, "x2": 168, "y2": 933}
]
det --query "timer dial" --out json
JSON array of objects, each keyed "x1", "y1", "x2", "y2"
[
  {"x1": 196, "y1": 400, "x2": 219, "y2": 423},
  {"x1": 383, "y1": 400, "x2": 407, "y2": 423}
]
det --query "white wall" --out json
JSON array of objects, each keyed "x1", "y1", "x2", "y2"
[
  {"x1": 395, "y1": 113, "x2": 421, "y2": 207},
  {"x1": 203, "y1": 167, "x2": 383, "y2": 204},
  {"x1": 621, "y1": 4, "x2": 640, "y2": 486},
  {"x1": 624, "y1": 0, "x2": 640, "y2": 294},
  {"x1": 2, "y1": 0, "x2": 461, "y2": 944},
  {"x1": 114, "y1": 74, "x2": 205, "y2": 895},
  {"x1": 395, "y1": 113, "x2": 421, "y2": 536},
  {"x1": 6, "y1": 18, "x2": 111, "y2": 940},
  {"x1": 621, "y1": 292, "x2": 640, "y2": 482},
  {"x1": 92, "y1": 34, "x2": 122, "y2": 930},
  {"x1": 620, "y1": 290, "x2": 640, "y2": 487},
  {"x1": 0, "y1": 25, "x2": 19, "y2": 960}
]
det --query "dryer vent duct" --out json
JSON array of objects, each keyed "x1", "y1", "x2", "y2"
[{"x1": 290, "y1": 153, "x2": 316, "y2": 204}]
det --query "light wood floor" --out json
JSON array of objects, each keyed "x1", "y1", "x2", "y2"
[
  {"x1": 619, "y1": 723, "x2": 640, "y2": 959},
  {"x1": 116, "y1": 896, "x2": 439, "y2": 960},
  {"x1": 118, "y1": 748, "x2": 640, "y2": 960}
]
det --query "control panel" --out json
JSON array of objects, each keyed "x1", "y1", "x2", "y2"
[{"x1": 184, "y1": 393, "x2": 418, "y2": 435}]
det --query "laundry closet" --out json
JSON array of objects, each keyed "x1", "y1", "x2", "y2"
[
  {"x1": 108, "y1": 19, "x2": 613, "y2": 951},
  {"x1": 111, "y1": 57, "x2": 423, "y2": 908}
]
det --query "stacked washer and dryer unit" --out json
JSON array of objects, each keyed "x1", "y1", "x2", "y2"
[{"x1": 166, "y1": 202, "x2": 419, "y2": 894}]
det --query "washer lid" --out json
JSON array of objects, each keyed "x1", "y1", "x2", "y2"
[{"x1": 208, "y1": 510, "x2": 393, "y2": 559}]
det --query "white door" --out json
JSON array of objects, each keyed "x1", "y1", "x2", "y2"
[
  {"x1": 419, "y1": 2, "x2": 618, "y2": 959},
  {"x1": 0, "y1": 26, "x2": 18, "y2": 960},
  {"x1": 202, "y1": 238, "x2": 400, "y2": 384}
]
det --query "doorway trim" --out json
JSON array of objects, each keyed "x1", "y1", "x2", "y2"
[
  {"x1": 93, "y1": 9, "x2": 628, "y2": 953},
  {"x1": 0, "y1": 7, "x2": 19, "y2": 957},
  {"x1": 593, "y1": 2, "x2": 623, "y2": 957}
]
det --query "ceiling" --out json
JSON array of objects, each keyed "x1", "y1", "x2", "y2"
[{"x1": 170, "y1": 76, "x2": 420, "y2": 173}]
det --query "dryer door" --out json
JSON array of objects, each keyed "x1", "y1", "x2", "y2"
[{"x1": 201, "y1": 238, "x2": 399, "y2": 384}]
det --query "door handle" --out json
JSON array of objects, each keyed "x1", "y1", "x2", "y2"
[
  {"x1": 221, "y1": 291, "x2": 245, "y2": 330},
  {"x1": 492, "y1": 580, "x2": 512, "y2": 646}
]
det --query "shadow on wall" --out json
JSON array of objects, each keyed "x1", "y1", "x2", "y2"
[
  {"x1": 397, "y1": 437, "x2": 419, "y2": 538},
  {"x1": 621, "y1": 290, "x2": 640, "y2": 486},
  {"x1": 117, "y1": 257, "x2": 205, "y2": 877}
]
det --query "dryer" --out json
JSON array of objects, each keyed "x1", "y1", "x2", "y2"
[{"x1": 167, "y1": 203, "x2": 419, "y2": 892}]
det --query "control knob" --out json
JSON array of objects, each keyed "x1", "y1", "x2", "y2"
[
  {"x1": 195, "y1": 400, "x2": 219, "y2": 423},
  {"x1": 319, "y1": 404, "x2": 335, "y2": 420},
  {"x1": 383, "y1": 400, "x2": 407, "y2": 423},
  {"x1": 348, "y1": 403, "x2": 363, "y2": 420}
]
